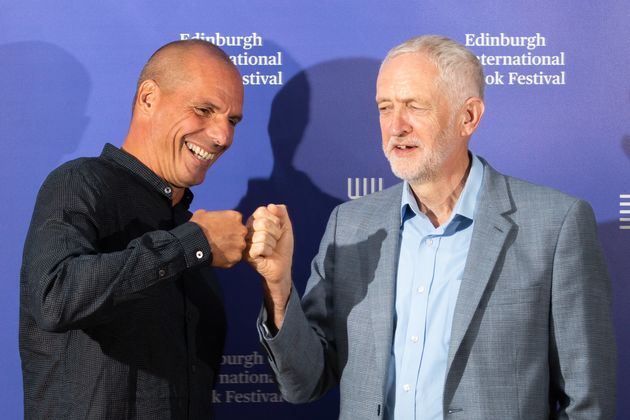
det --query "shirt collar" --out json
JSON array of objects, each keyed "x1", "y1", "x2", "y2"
[
  {"x1": 101, "y1": 143, "x2": 194, "y2": 208},
  {"x1": 400, "y1": 153, "x2": 484, "y2": 225}
]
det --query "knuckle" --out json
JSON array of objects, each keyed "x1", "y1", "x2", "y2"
[
  {"x1": 227, "y1": 210, "x2": 242, "y2": 221},
  {"x1": 252, "y1": 219, "x2": 265, "y2": 231}
]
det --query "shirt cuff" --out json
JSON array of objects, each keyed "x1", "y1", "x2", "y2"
[
  {"x1": 259, "y1": 308, "x2": 274, "y2": 338},
  {"x1": 257, "y1": 286, "x2": 294, "y2": 342},
  {"x1": 170, "y1": 222, "x2": 212, "y2": 268}
]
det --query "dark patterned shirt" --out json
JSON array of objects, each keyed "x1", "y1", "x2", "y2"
[{"x1": 20, "y1": 143, "x2": 226, "y2": 419}]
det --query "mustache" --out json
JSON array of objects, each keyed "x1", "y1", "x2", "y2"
[{"x1": 385, "y1": 136, "x2": 423, "y2": 153}]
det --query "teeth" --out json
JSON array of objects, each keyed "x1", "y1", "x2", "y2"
[
  {"x1": 397, "y1": 145, "x2": 407, "y2": 149},
  {"x1": 186, "y1": 142, "x2": 215, "y2": 161}
]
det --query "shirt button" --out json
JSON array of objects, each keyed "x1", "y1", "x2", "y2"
[
  {"x1": 403, "y1": 384, "x2": 411, "y2": 392},
  {"x1": 411, "y1": 335, "x2": 419, "y2": 343},
  {"x1": 417, "y1": 285, "x2": 425, "y2": 293},
  {"x1": 195, "y1": 250, "x2": 204, "y2": 259},
  {"x1": 191, "y1": 364, "x2": 197, "y2": 373},
  {"x1": 158, "y1": 269, "x2": 166, "y2": 277},
  {"x1": 164, "y1": 186, "x2": 172, "y2": 195},
  {"x1": 426, "y1": 238, "x2": 433, "y2": 246}
]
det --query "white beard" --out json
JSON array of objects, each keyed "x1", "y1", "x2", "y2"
[{"x1": 383, "y1": 124, "x2": 455, "y2": 184}]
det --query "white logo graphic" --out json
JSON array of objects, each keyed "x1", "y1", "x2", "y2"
[
  {"x1": 620, "y1": 194, "x2": 630, "y2": 230},
  {"x1": 347, "y1": 178, "x2": 384, "y2": 200}
]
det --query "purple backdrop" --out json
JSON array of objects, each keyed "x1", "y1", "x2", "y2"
[{"x1": 2, "y1": 1, "x2": 628, "y2": 418}]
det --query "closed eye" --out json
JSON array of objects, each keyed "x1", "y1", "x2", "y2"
[{"x1": 194, "y1": 107, "x2": 214, "y2": 117}]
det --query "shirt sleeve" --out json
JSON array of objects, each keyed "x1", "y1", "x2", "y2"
[{"x1": 21, "y1": 164, "x2": 212, "y2": 333}]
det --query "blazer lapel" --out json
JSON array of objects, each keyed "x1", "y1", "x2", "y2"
[
  {"x1": 367, "y1": 184, "x2": 403, "y2": 382},
  {"x1": 447, "y1": 161, "x2": 516, "y2": 372}
]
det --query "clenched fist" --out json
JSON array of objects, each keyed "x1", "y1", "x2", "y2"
[
  {"x1": 190, "y1": 209, "x2": 247, "y2": 268},
  {"x1": 245, "y1": 204, "x2": 294, "y2": 330}
]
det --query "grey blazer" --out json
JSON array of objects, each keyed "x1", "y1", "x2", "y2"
[{"x1": 260, "y1": 158, "x2": 616, "y2": 419}]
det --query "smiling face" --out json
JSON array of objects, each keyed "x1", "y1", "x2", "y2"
[
  {"x1": 140, "y1": 50, "x2": 244, "y2": 192},
  {"x1": 376, "y1": 52, "x2": 467, "y2": 185}
]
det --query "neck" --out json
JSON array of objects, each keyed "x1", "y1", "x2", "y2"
[
  {"x1": 122, "y1": 131, "x2": 183, "y2": 207},
  {"x1": 409, "y1": 153, "x2": 472, "y2": 228},
  {"x1": 171, "y1": 188, "x2": 184, "y2": 206}
]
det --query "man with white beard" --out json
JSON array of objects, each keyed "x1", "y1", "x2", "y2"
[{"x1": 245, "y1": 35, "x2": 616, "y2": 420}]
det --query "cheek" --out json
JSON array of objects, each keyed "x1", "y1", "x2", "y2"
[
  {"x1": 380, "y1": 131, "x2": 390, "y2": 151},
  {"x1": 180, "y1": 118, "x2": 203, "y2": 134},
  {"x1": 411, "y1": 115, "x2": 443, "y2": 141},
  {"x1": 379, "y1": 118, "x2": 390, "y2": 142}
]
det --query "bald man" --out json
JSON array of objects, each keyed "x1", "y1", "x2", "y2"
[{"x1": 20, "y1": 40, "x2": 245, "y2": 419}]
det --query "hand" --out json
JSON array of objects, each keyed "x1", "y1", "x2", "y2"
[
  {"x1": 190, "y1": 209, "x2": 247, "y2": 268},
  {"x1": 246, "y1": 204, "x2": 294, "y2": 329}
]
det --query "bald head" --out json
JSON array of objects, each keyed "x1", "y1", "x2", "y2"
[
  {"x1": 133, "y1": 40, "x2": 239, "y2": 111},
  {"x1": 123, "y1": 39, "x2": 244, "y2": 202}
]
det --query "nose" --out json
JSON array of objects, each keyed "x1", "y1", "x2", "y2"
[
  {"x1": 390, "y1": 108, "x2": 411, "y2": 137},
  {"x1": 205, "y1": 116, "x2": 233, "y2": 151}
]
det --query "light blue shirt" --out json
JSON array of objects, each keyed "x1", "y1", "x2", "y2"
[{"x1": 384, "y1": 154, "x2": 483, "y2": 420}]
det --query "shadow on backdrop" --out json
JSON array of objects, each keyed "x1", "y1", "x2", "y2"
[
  {"x1": 0, "y1": 41, "x2": 90, "y2": 419},
  {"x1": 606, "y1": 91, "x2": 630, "y2": 420},
  {"x1": 292, "y1": 58, "x2": 397, "y2": 199},
  {"x1": 601, "y1": 117, "x2": 630, "y2": 419},
  {"x1": 597, "y1": 220, "x2": 629, "y2": 420},
  {"x1": 216, "y1": 57, "x2": 386, "y2": 419}
]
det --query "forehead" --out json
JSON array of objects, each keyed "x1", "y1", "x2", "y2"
[
  {"x1": 179, "y1": 54, "x2": 243, "y2": 105},
  {"x1": 376, "y1": 52, "x2": 440, "y2": 96}
]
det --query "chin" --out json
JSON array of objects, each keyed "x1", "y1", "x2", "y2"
[
  {"x1": 390, "y1": 161, "x2": 433, "y2": 183},
  {"x1": 189, "y1": 177, "x2": 207, "y2": 187}
]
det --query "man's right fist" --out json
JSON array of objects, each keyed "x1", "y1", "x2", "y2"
[{"x1": 190, "y1": 210, "x2": 247, "y2": 268}]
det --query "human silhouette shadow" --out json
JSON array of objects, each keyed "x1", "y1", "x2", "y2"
[
  {"x1": 235, "y1": 69, "x2": 343, "y2": 291},
  {"x1": 215, "y1": 57, "x2": 384, "y2": 419},
  {"x1": 623, "y1": 136, "x2": 630, "y2": 160},
  {"x1": 232, "y1": 56, "x2": 384, "y2": 299},
  {"x1": 224, "y1": 58, "x2": 384, "y2": 324},
  {"x1": 597, "y1": 220, "x2": 630, "y2": 420},
  {"x1": 0, "y1": 41, "x2": 90, "y2": 419},
  {"x1": 216, "y1": 68, "x2": 342, "y2": 420},
  {"x1": 608, "y1": 91, "x2": 630, "y2": 420}
]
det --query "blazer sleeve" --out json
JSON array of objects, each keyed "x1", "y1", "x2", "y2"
[
  {"x1": 549, "y1": 199, "x2": 616, "y2": 419},
  {"x1": 258, "y1": 205, "x2": 341, "y2": 403}
]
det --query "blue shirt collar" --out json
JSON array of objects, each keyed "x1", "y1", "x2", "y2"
[{"x1": 400, "y1": 153, "x2": 484, "y2": 226}]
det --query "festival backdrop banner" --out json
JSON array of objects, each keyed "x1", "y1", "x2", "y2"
[{"x1": 2, "y1": 1, "x2": 628, "y2": 418}]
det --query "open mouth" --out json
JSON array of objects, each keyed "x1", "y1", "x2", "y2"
[
  {"x1": 185, "y1": 141, "x2": 215, "y2": 162},
  {"x1": 393, "y1": 144, "x2": 418, "y2": 151}
]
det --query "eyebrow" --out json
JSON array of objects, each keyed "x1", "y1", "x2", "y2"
[
  {"x1": 196, "y1": 101, "x2": 243, "y2": 123},
  {"x1": 375, "y1": 96, "x2": 430, "y2": 105}
]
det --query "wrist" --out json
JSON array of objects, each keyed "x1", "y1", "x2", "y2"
[{"x1": 262, "y1": 282, "x2": 291, "y2": 331}]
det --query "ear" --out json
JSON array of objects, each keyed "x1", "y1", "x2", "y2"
[
  {"x1": 134, "y1": 79, "x2": 160, "y2": 115},
  {"x1": 459, "y1": 96, "x2": 485, "y2": 137}
]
